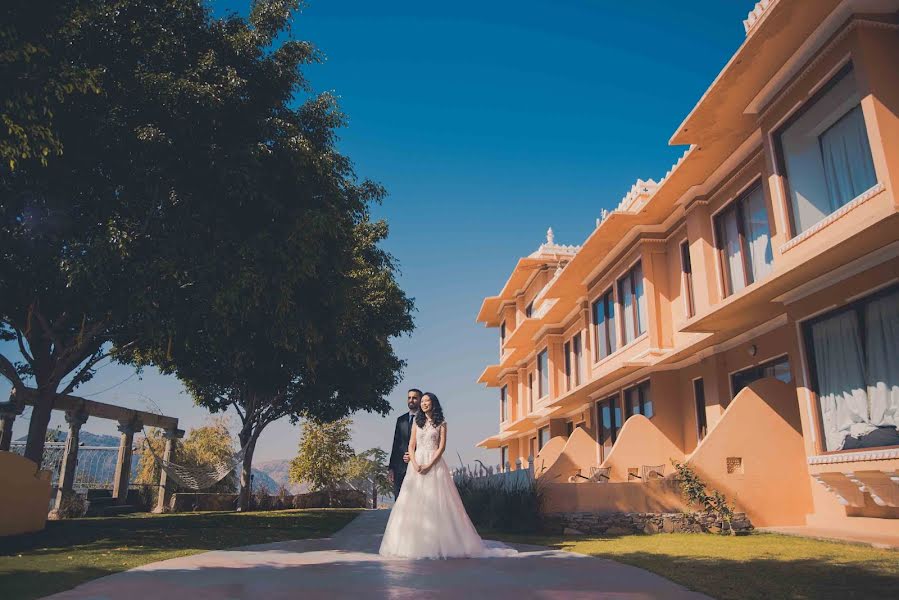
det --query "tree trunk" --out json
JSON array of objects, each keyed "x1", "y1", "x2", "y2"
[
  {"x1": 24, "y1": 387, "x2": 55, "y2": 465},
  {"x1": 237, "y1": 430, "x2": 258, "y2": 511}
]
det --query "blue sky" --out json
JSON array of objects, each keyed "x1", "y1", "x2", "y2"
[{"x1": 2, "y1": 1, "x2": 757, "y2": 467}]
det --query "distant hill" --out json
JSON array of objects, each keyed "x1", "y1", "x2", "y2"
[
  {"x1": 16, "y1": 430, "x2": 120, "y2": 447},
  {"x1": 253, "y1": 459, "x2": 308, "y2": 494}
]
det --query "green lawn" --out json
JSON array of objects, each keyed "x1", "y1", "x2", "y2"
[
  {"x1": 489, "y1": 530, "x2": 899, "y2": 600},
  {"x1": 0, "y1": 509, "x2": 361, "y2": 600}
]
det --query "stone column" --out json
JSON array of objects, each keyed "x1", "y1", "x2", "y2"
[
  {"x1": 153, "y1": 427, "x2": 184, "y2": 513},
  {"x1": 51, "y1": 409, "x2": 89, "y2": 516},
  {"x1": 113, "y1": 418, "x2": 140, "y2": 505}
]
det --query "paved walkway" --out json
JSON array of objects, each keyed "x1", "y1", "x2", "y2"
[{"x1": 45, "y1": 510, "x2": 710, "y2": 599}]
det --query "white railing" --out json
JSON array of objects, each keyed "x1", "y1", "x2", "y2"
[{"x1": 8, "y1": 441, "x2": 143, "y2": 490}]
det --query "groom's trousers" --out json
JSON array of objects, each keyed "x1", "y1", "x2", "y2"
[{"x1": 392, "y1": 469, "x2": 406, "y2": 499}]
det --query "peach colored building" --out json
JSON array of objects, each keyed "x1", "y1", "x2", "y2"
[{"x1": 476, "y1": 0, "x2": 899, "y2": 540}]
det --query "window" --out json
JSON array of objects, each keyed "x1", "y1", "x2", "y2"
[
  {"x1": 529, "y1": 437, "x2": 537, "y2": 460},
  {"x1": 537, "y1": 348, "x2": 549, "y2": 398},
  {"x1": 714, "y1": 184, "x2": 773, "y2": 296},
  {"x1": 538, "y1": 426, "x2": 550, "y2": 450},
  {"x1": 593, "y1": 289, "x2": 616, "y2": 360},
  {"x1": 500, "y1": 320, "x2": 506, "y2": 354},
  {"x1": 681, "y1": 240, "x2": 696, "y2": 318},
  {"x1": 732, "y1": 356, "x2": 791, "y2": 398},
  {"x1": 804, "y1": 287, "x2": 899, "y2": 452},
  {"x1": 564, "y1": 340, "x2": 572, "y2": 390},
  {"x1": 566, "y1": 421, "x2": 574, "y2": 437},
  {"x1": 572, "y1": 333, "x2": 583, "y2": 386},
  {"x1": 528, "y1": 372, "x2": 534, "y2": 412},
  {"x1": 624, "y1": 381, "x2": 653, "y2": 419},
  {"x1": 694, "y1": 379, "x2": 707, "y2": 442},
  {"x1": 525, "y1": 301, "x2": 534, "y2": 318},
  {"x1": 596, "y1": 396, "x2": 622, "y2": 461},
  {"x1": 500, "y1": 385, "x2": 508, "y2": 422},
  {"x1": 777, "y1": 64, "x2": 878, "y2": 236},
  {"x1": 500, "y1": 446, "x2": 509, "y2": 471},
  {"x1": 619, "y1": 262, "x2": 647, "y2": 344}
]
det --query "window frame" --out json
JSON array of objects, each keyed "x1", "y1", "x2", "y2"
[
  {"x1": 596, "y1": 395, "x2": 622, "y2": 462},
  {"x1": 564, "y1": 340, "x2": 572, "y2": 391},
  {"x1": 680, "y1": 239, "x2": 696, "y2": 318},
  {"x1": 693, "y1": 377, "x2": 707, "y2": 443},
  {"x1": 624, "y1": 379, "x2": 653, "y2": 420},
  {"x1": 801, "y1": 283, "x2": 899, "y2": 455},
  {"x1": 537, "y1": 347, "x2": 549, "y2": 399},
  {"x1": 712, "y1": 181, "x2": 770, "y2": 297},
  {"x1": 525, "y1": 301, "x2": 534, "y2": 319},
  {"x1": 729, "y1": 354, "x2": 792, "y2": 402},
  {"x1": 500, "y1": 446, "x2": 509, "y2": 470},
  {"x1": 592, "y1": 288, "x2": 617, "y2": 361},
  {"x1": 773, "y1": 61, "x2": 875, "y2": 239},
  {"x1": 537, "y1": 426, "x2": 550, "y2": 451},
  {"x1": 500, "y1": 385, "x2": 508, "y2": 423},
  {"x1": 528, "y1": 372, "x2": 534, "y2": 413},
  {"x1": 618, "y1": 261, "x2": 646, "y2": 345},
  {"x1": 499, "y1": 320, "x2": 506, "y2": 354},
  {"x1": 572, "y1": 332, "x2": 583, "y2": 387}
]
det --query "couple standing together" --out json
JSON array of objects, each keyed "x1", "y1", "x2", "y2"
[{"x1": 378, "y1": 389, "x2": 514, "y2": 559}]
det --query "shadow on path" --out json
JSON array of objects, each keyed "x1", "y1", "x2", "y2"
[{"x1": 42, "y1": 510, "x2": 711, "y2": 599}]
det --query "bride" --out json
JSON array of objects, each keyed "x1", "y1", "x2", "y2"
[{"x1": 379, "y1": 392, "x2": 513, "y2": 559}]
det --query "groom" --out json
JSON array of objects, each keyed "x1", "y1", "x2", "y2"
[{"x1": 388, "y1": 388, "x2": 421, "y2": 499}]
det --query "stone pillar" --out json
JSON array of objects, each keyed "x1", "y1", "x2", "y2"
[
  {"x1": 153, "y1": 427, "x2": 184, "y2": 513},
  {"x1": 51, "y1": 409, "x2": 89, "y2": 516},
  {"x1": 113, "y1": 418, "x2": 140, "y2": 505}
]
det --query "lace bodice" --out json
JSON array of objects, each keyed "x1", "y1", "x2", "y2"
[{"x1": 415, "y1": 420, "x2": 444, "y2": 459}]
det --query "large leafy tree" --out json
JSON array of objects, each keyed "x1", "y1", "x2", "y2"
[
  {"x1": 0, "y1": 0, "x2": 349, "y2": 464},
  {"x1": 345, "y1": 448, "x2": 390, "y2": 508}
]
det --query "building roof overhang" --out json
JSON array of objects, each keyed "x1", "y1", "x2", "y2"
[{"x1": 476, "y1": 257, "x2": 548, "y2": 327}]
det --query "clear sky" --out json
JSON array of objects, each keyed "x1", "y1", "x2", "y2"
[{"x1": 2, "y1": 1, "x2": 758, "y2": 468}]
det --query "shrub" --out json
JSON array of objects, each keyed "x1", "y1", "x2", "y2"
[
  {"x1": 54, "y1": 491, "x2": 87, "y2": 518},
  {"x1": 252, "y1": 483, "x2": 272, "y2": 511},
  {"x1": 274, "y1": 486, "x2": 290, "y2": 510},
  {"x1": 454, "y1": 470, "x2": 543, "y2": 533},
  {"x1": 671, "y1": 460, "x2": 736, "y2": 534}
]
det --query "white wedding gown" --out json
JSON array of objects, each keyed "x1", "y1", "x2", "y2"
[{"x1": 379, "y1": 420, "x2": 515, "y2": 559}]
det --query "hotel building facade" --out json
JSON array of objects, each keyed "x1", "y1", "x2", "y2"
[{"x1": 476, "y1": 0, "x2": 899, "y2": 539}]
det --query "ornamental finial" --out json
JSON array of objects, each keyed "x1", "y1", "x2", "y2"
[{"x1": 546, "y1": 227, "x2": 554, "y2": 244}]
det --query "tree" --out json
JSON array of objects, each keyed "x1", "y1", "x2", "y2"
[
  {"x1": 345, "y1": 448, "x2": 390, "y2": 509},
  {"x1": 0, "y1": 0, "x2": 333, "y2": 464},
  {"x1": 289, "y1": 418, "x2": 353, "y2": 492},
  {"x1": 0, "y1": 1, "x2": 102, "y2": 171}
]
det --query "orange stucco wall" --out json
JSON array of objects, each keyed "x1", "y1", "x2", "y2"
[{"x1": 0, "y1": 452, "x2": 52, "y2": 536}]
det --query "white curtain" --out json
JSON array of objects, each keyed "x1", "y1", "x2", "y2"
[
  {"x1": 820, "y1": 105, "x2": 877, "y2": 211},
  {"x1": 744, "y1": 186, "x2": 773, "y2": 283},
  {"x1": 865, "y1": 291, "x2": 899, "y2": 430},
  {"x1": 811, "y1": 310, "x2": 871, "y2": 451},
  {"x1": 722, "y1": 208, "x2": 746, "y2": 293}
]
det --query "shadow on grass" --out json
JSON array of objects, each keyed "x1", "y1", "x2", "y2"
[
  {"x1": 0, "y1": 509, "x2": 362, "y2": 600},
  {"x1": 603, "y1": 551, "x2": 899, "y2": 600}
]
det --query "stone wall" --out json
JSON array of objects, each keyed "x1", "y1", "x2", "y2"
[
  {"x1": 547, "y1": 511, "x2": 753, "y2": 536},
  {"x1": 168, "y1": 489, "x2": 367, "y2": 512}
]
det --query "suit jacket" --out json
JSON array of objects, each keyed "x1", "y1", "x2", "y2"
[{"x1": 389, "y1": 412, "x2": 415, "y2": 476}]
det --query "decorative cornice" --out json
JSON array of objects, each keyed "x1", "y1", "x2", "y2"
[
  {"x1": 780, "y1": 183, "x2": 884, "y2": 254},
  {"x1": 743, "y1": 0, "x2": 775, "y2": 36},
  {"x1": 807, "y1": 446, "x2": 899, "y2": 465}
]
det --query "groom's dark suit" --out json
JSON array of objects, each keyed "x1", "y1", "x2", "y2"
[{"x1": 389, "y1": 412, "x2": 416, "y2": 498}]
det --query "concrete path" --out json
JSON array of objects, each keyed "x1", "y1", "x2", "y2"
[{"x1": 44, "y1": 510, "x2": 710, "y2": 599}]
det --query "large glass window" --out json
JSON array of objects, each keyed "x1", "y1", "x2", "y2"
[
  {"x1": 500, "y1": 385, "x2": 508, "y2": 422},
  {"x1": 596, "y1": 396, "x2": 622, "y2": 461},
  {"x1": 564, "y1": 340, "x2": 572, "y2": 391},
  {"x1": 538, "y1": 426, "x2": 550, "y2": 450},
  {"x1": 537, "y1": 348, "x2": 549, "y2": 398},
  {"x1": 619, "y1": 262, "x2": 647, "y2": 344},
  {"x1": 732, "y1": 355, "x2": 791, "y2": 398},
  {"x1": 714, "y1": 184, "x2": 773, "y2": 296},
  {"x1": 777, "y1": 64, "x2": 877, "y2": 236},
  {"x1": 681, "y1": 240, "x2": 696, "y2": 318},
  {"x1": 593, "y1": 289, "x2": 616, "y2": 360},
  {"x1": 528, "y1": 372, "x2": 534, "y2": 412},
  {"x1": 624, "y1": 381, "x2": 653, "y2": 419},
  {"x1": 572, "y1": 333, "x2": 583, "y2": 386},
  {"x1": 804, "y1": 287, "x2": 899, "y2": 452},
  {"x1": 499, "y1": 320, "x2": 506, "y2": 355},
  {"x1": 694, "y1": 378, "x2": 707, "y2": 442}
]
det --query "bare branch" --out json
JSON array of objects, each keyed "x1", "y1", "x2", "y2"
[
  {"x1": 61, "y1": 351, "x2": 110, "y2": 395},
  {"x1": 15, "y1": 329, "x2": 35, "y2": 366}
]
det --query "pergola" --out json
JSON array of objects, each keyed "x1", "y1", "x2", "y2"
[{"x1": 0, "y1": 388, "x2": 183, "y2": 514}]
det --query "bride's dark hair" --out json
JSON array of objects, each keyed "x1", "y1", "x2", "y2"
[{"x1": 415, "y1": 392, "x2": 445, "y2": 428}]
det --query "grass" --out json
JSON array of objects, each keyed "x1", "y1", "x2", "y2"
[
  {"x1": 0, "y1": 508, "x2": 361, "y2": 600},
  {"x1": 487, "y1": 530, "x2": 898, "y2": 600}
]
